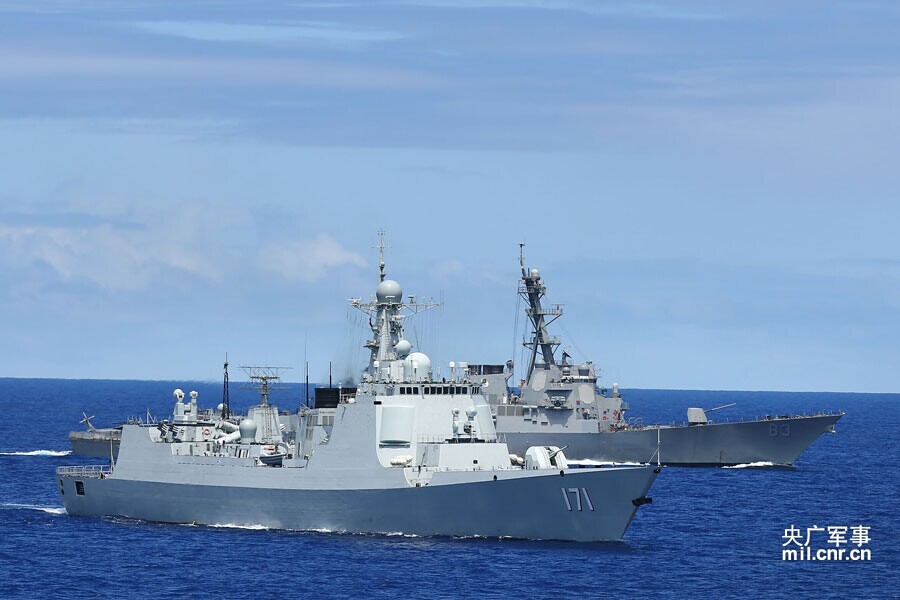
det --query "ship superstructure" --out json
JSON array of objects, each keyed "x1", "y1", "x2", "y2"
[
  {"x1": 57, "y1": 235, "x2": 659, "y2": 541},
  {"x1": 482, "y1": 248, "x2": 843, "y2": 466}
]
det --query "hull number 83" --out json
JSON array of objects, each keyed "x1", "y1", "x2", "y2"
[{"x1": 769, "y1": 424, "x2": 791, "y2": 437}]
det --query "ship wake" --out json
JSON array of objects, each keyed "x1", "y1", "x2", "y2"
[
  {"x1": 723, "y1": 461, "x2": 777, "y2": 469},
  {"x1": 0, "y1": 450, "x2": 72, "y2": 457},
  {"x1": 1, "y1": 503, "x2": 67, "y2": 515},
  {"x1": 207, "y1": 523, "x2": 270, "y2": 530}
]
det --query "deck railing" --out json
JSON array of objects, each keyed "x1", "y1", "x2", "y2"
[
  {"x1": 416, "y1": 433, "x2": 502, "y2": 444},
  {"x1": 621, "y1": 410, "x2": 844, "y2": 430},
  {"x1": 56, "y1": 465, "x2": 112, "y2": 478}
]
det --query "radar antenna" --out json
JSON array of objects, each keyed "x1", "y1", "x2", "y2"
[
  {"x1": 375, "y1": 228, "x2": 390, "y2": 282},
  {"x1": 518, "y1": 245, "x2": 564, "y2": 382},
  {"x1": 519, "y1": 242, "x2": 526, "y2": 277},
  {"x1": 241, "y1": 365, "x2": 292, "y2": 406},
  {"x1": 222, "y1": 354, "x2": 231, "y2": 418},
  {"x1": 350, "y1": 230, "x2": 440, "y2": 320},
  {"x1": 348, "y1": 230, "x2": 442, "y2": 381}
]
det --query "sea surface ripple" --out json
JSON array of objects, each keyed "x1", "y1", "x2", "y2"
[{"x1": 0, "y1": 379, "x2": 896, "y2": 599}]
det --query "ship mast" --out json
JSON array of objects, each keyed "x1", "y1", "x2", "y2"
[
  {"x1": 519, "y1": 244, "x2": 563, "y2": 382},
  {"x1": 221, "y1": 354, "x2": 230, "y2": 418},
  {"x1": 349, "y1": 230, "x2": 439, "y2": 383},
  {"x1": 376, "y1": 228, "x2": 388, "y2": 283},
  {"x1": 241, "y1": 365, "x2": 291, "y2": 406}
]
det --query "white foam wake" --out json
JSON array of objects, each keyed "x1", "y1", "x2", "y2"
[
  {"x1": 382, "y1": 531, "x2": 420, "y2": 538},
  {"x1": 0, "y1": 450, "x2": 72, "y2": 457},
  {"x1": 1, "y1": 503, "x2": 67, "y2": 515},
  {"x1": 207, "y1": 523, "x2": 270, "y2": 530},
  {"x1": 723, "y1": 461, "x2": 777, "y2": 469}
]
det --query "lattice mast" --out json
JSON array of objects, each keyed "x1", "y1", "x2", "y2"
[
  {"x1": 519, "y1": 244, "x2": 564, "y2": 382},
  {"x1": 221, "y1": 354, "x2": 231, "y2": 418}
]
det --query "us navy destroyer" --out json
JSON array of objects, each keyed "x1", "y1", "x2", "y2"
[
  {"x1": 477, "y1": 248, "x2": 843, "y2": 466},
  {"x1": 57, "y1": 244, "x2": 659, "y2": 541}
]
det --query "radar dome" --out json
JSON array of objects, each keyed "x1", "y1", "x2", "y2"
[
  {"x1": 405, "y1": 352, "x2": 432, "y2": 382},
  {"x1": 530, "y1": 268, "x2": 540, "y2": 279},
  {"x1": 394, "y1": 339, "x2": 412, "y2": 358},
  {"x1": 376, "y1": 279, "x2": 403, "y2": 304},
  {"x1": 173, "y1": 388, "x2": 185, "y2": 401},
  {"x1": 239, "y1": 419, "x2": 257, "y2": 444}
]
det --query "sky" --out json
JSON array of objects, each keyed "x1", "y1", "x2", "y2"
[{"x1": 0, "y1": 1, "x2": 898, "y2": 392}]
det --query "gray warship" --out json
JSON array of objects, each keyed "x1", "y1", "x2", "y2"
[
  {"x1": 477, "y1": 249, "x2": 844, "y2": 467},
  {"x1": 57, "y1": 244, "x2": 659, "y2": 541},
  {"x1": 69, "y1": 413, "x2": 121, "y2": 458}
]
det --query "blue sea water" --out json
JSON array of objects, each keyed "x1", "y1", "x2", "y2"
[{"x1": 0, "y1": 379, "x2": 896, "y2": 599}]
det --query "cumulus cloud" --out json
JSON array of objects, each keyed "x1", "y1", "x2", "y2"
[
  {"x1": 257, "y1": 234, "x2": 366, "y2": 283},
  {"x1": 0, "y1": 214, "x2": 222, "y2": 292},
  {"x1": 432, "y1": 258, "x2": 464, "y2": 278}
]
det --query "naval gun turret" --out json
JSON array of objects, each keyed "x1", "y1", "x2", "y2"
[{"x1": 687, "y1": 403, "x2": 738, "y2": 425}]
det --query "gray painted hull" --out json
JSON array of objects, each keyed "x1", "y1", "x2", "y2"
[
  {"x1": 59, "y1": 466, "x2": 659, "y2": 542},
  {"x1": 69, "y1": 430, "x2": 120, "y2": 458},
  {"x1": 500, "y1": 413, "x2": 843, "y2": 466},
  {"x1": 59, "y1": 257, "x2": 665, "y2": 543}
]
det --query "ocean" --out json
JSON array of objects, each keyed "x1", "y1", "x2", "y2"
[{"x1": 0, "y1": 379, "x2": 896, "y2": 599}]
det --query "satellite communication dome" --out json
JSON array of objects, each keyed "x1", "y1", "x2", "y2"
[
  {"x1": 376, "y1": 279, "x2": 403, "y2": 304},
  {"x1": 173, "y1": 388, "x2": 185, "y2": 401},
  {"x1": 394, "y1": 339, "x2": 412, "y2": 358},
  {"x1": 405, "y1": 352, "x2": 432, "y2": 381},
  {"x1": 530, "y1": 268, "x2": 540, "y2": 279},
  {"x1": 239, "y1": 419, "x2": 257, "y2": 443}
]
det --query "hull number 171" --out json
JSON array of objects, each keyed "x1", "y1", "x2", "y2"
[{"x1": 562, "y1": 487, "x2": 595, "y2": 511}]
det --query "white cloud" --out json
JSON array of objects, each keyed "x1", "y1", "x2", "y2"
[
  {"x1": 257, "y1": 234, "x2": 366, "y2": 283},
  {"x1": 383, "y1": 0, "x2": 722, "y2": 20},
  {"x1": 432, "y1": 258, "x2": 464, "y2": 278},
  {"x1": 0, "y1": 217, "x2": 222, "y2": 292},
  {"x1": 0, "y1": 53, "x2": 444, "y2": 91},
  {"x1": 131, "y1": 20, "x2": 404, "y2": 48}
]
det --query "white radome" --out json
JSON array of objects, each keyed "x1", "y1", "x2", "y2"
[
  {"x1": 394, "y1": 339, "x2": 412, "y2": 358},
  {"x1": 376, "y1": 279, "x2": 403, "y2": 304},
  {"x1": 405, "y1": 352, "x2": 431, "y2": 381}
]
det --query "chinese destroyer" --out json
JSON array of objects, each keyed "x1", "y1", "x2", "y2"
[
  {"x1": 477, "y1": 250, "x2": 844, "y2": 467},
  {"x1": 57, "y1": 250, "x2": 659, "y2": 541}
]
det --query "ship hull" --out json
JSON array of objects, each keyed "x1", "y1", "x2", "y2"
[
  {"x1": 499, "y1": 413, "x2": 843, "y2": 466},
  {"x1": 68, "y1": 430, "x2": 121, "y2": 458},
  {"x1": 58, "y1": 465, "x2": 659, "y2": 542}
]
